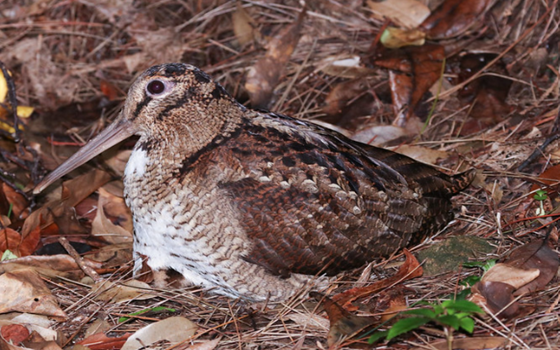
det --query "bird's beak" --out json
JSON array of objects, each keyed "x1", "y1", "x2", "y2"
[{"x1": 33, "y1": 116, "x2": 136, "y2": 194}]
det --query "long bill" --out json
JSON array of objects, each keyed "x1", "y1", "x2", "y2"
[{"x1": 33, "y1": 117, "x2": 136, "y2": 194}]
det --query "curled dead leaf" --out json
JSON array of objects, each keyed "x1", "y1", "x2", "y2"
[{"x1": 245, "y1": 7, "x2": 306, "y2": 108}]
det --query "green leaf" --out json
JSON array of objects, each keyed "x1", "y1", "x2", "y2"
[
  {"x1": 441, "y1": 300, "x2": 483, "y2": 314},
  {"x1": 534, "y1": 189, "x2": 548, "y2": 201},
  {"x1": 403, "y1": 308, "x2": 436, "y2": 319},
  {"x1": 459, "y1": 317, "x2": 475, "y2": 333},
  {"x1": 368, "y1": 330, "x2": 389, "y2": 344},
  {"x1": 433, "y1": 304, "x2": 444, "y2": 315},
  {"x1": 1, "y1": 250, "x2": 18, "y2": 261},
  {"x1": 482, "y1": 260, "x2": 496, "y2": 272},
  {"x1": 463, "y1": 260, "x2": 496, "y2": 272},
  {"x1": 387, "y1": 317, "x2": 431, "y2": 340},
  {"x1": 435, "y1": 315, "x2": 460, "y2": 330},
  {"x1": 459, "y1": 275, "x2": 481, "y2": 287},
  {"x1": 453, "y1": 288, "x2": 471, "y2": 301}
]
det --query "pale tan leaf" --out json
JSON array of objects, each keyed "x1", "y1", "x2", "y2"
[
  {"x1": 0, "y1": 269, "x2": 66, "y2": 318},
  {"x1": 481, "y1": 263, "x2": 540, "y2": 290},
  {"x1": 367, "y1": 0, "x2": 430, "y2": 28},
  {"x1": 121, "y1": 316, "x2": 198, "y2": 350}
]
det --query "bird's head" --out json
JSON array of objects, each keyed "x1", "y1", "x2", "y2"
[{"x1": 34, "y1": 63, "x2": 244, "y2": 194}]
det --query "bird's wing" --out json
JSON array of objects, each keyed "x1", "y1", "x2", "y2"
[
  {"x1": 220, "y1": 176, "x2": 417, "y2": 277},
  {"x1": 216, "y1": 114, "x2": 473, "y2": 277}
]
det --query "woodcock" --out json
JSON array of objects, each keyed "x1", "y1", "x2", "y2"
[{"x1": 35, "y1": 63, "x2": 474, "y2": 302}]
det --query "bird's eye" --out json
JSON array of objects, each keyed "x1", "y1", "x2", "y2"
[{"x1": 146, "y1": 80, "x2": 166, "y2": 95}]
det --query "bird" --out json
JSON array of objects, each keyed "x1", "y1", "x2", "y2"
[{"x1": 34, "y1": 63, "x2": 474, "y2": 302}]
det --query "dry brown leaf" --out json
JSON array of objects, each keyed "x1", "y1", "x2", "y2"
[
  {"x1": 78, "y1": 332, "x2": 133, "y2": 350},
  {"x1": 481, "y1": 263, "x2": 540, "y2": 290},
  {"x1": 2, "y1": 314, "x2": 57, "y2": 342},
  {"x1": 232, "y1": 2, "x2": 256, "y2": 46},
  {"x1": 286, "y1": 312, "x2": 329, "y2": 332},
  {"x1": 1, "y1": 324, "x2": 30, "y2": 344},
  {"x1": 103, "y1": 150, "x2": 131, "y2": 177},
  {"x1": 374, "y1": 44, "x2": 445, "y2": 126},
  {"x1": 2, "y1": 183, "x2": 28, "y2": 220},
  {"x1": 0, "y1": 228, "x2": 22, "y2": 255},
  {"x1": 91, "y1": 188, "x2": 133, "y2": 244},
  {"x1": 420, "y1": 0, "x2": 493, "y2": 39},
  {"x1": 0, "y1": 269, "x2": 66, "y2": 318},
  {"x1": 245, "y1": 7, "x2": 306, "y2": 108},
  {"x1": 323, "y1": 78, "x2": 373, "y2": 117},
  {"x1": 22, "y1": 170, "x2": 111, "y2": 237},
  {"x1": 0, "y1": 255, "x2": 101, "y2": 280},
  {"x1": 332, "y1": 249, "x2": 422, "y2": 306},
  {"x1": 310, "y1": 292, "x2": 375, "y2": 348},
  {"x1": 22, "y1": 331, "x2": 63, "y2": 350},
  {"x1": 184, "y1": 338, "x2": 221, "y2": 350},
  {"x1": 503, "y1": 240, "x2": 560, "y2": 295},
  {"x1": 390, "y1": 145, "x2": 448, "y2": 165},
  {"x1": 472, "y1": 281, "x2": 520, "y2": 318},
  {"x1": 92, "y1": 279, "x2": 154, "y2": 303},
  {"x1": 84, "y1": 319, "x2": 111, "y2": 339},
  {"x1": 367, "y1": 0, "x2": 430, "y2": 28}
]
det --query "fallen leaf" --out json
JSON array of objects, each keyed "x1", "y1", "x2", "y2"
[
  {"x1": 0, "y1": 254, "x2": 101, "y2": 280},
  {"x1": 1, "y1": 324, "x2": 30, "y2": 344},
  {"x1": 351, "y1": 125, "x2": 408, "y2": 146},
  {"x1": 92, "y1": 279, "x2": 154, "y2": 303},
  {"x1": 2, "y1": 183, "x2": 29, "y2": 220},
  {"x1": 381, "y1": 27, "x2": 426, "y2": 49},
  {"x1": 372, "y1": 44, "x2": 445, "y2": 126},
  {"x1": 472, "y1": 281, "x2": 519, "y2": 318},
  {"x1": 367, "y1": 0, "x2": 430, "y2": 28},
  {"x1": 286, "y1": 312, "x2": 329, "y2": 331},
  {"x1": 91, "y1": 187, "x2": 133, "y2": 244},
  {"x1": 5, "y1": 314, "x2": 57, "y2": 342},
  {"x1": 0, "y1": 269, "x2": 66, "y2": 318},
  {"x1": 120, "y1": 316, "x2": 198, "y2": 350},
  {"x1": 333, "y1": 249, "x2": 422, "y2": 306},
  {"x1": 245, "y1": 7, "x2": 306, "y2": 108},
  {"x1": 0, "y1": 228, "x2": 22, "y2": 256},
  {"x1": 310, "y1": 292, "x2": 375, "y2": 348},
  {"x1": 390, "y1": 145, "x2": 448, "y2": 165},
  {"x1": 84, "y1": 319, "x2": 111, "y2": 339},
  {"x1": 232, "y1": 2, "x2": 257, "y2": 46},
  {"x1": 503, "y1": 240, "x2": 560, "y2": 295},
  {"x1": 78, "y1": 332, "x2": 133, "y2": 350},
  {"x1": 22, "y1": 170, "x2": 111, "y2": 237},
  {"x1": 480, "y1": 263, "x2": 540, "y2": 290},
  {"x1": 420, "y1": 0, "x2": 493, "y2": 39},
  {"x1": 184, "y1": 338, "x2": 221, "y2": 350},
  {"x1": 450, "y1": 53, "x2": 512, "y2": 135},
  {"x1": 323, "y1": 78, "x2": 376, "y2": 120}
]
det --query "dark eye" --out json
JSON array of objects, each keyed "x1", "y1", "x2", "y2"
[{"x1": 146, "y1": 80, "x2": 166, "y2": 95}]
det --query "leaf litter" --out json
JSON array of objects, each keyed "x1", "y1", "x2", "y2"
[{"x1": 0, "y1": 0, "x2": 559, "y2": 349}]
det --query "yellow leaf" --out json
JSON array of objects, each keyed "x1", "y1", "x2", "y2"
[
  {"x1": 0, "y1": 70, "x2": 8, "y2": 103},
  {"x1": 17, "y1": 106, "x2": 34, "y2": 118}
]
